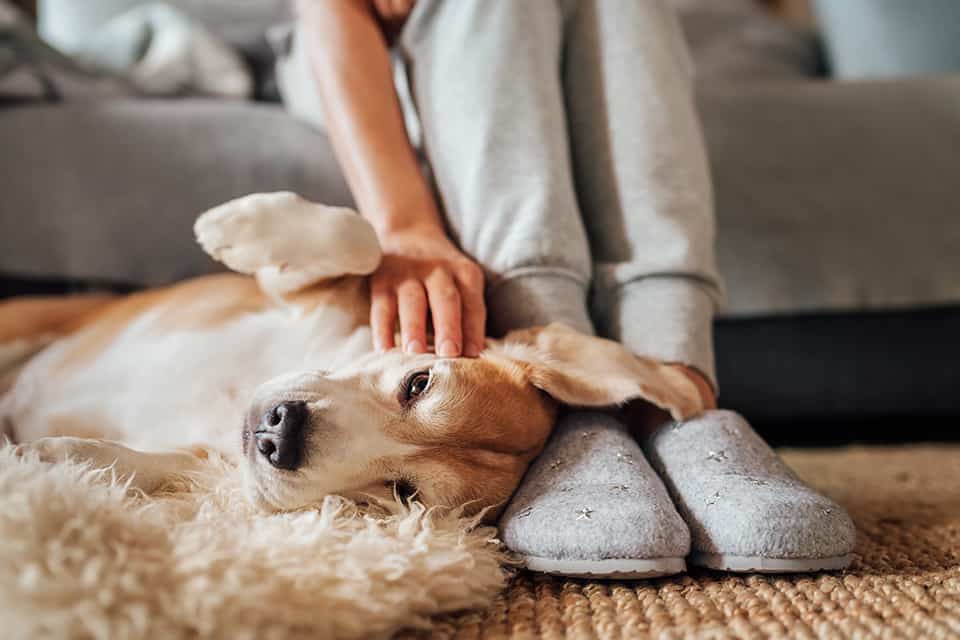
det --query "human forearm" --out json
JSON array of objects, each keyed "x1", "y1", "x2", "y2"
[
  {"x1": 296, "y1": 0, "x2": 443, "y2": 238},
  {"x1": 296, "y1": 0, "x2": 486, "y2": 358}
]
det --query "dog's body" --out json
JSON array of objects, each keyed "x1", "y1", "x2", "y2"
[
  {"x1": 5, "y1": 274, "x2": 369, "y2": 456},
  {"x1": 1, "y1": 193, "x2": 703, "y2": 518}
]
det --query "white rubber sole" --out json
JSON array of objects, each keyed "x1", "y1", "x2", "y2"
[
  {"x1": 689, "y1": 552, "x2": 853, "y2": 573},
  {"x1": 522, "y1": 555, "x2": 686, "y2": 579}
]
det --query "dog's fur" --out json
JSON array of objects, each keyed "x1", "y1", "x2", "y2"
[{"x1": 1, "y1": 193, "x2": 703, "y2": 518}]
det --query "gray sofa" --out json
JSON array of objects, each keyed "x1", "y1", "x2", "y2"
[{"x1": 3, "y1": 3, "x2": 959, "y2": 441}]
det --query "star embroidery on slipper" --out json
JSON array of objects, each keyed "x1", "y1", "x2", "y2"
[
  {"x1": 610, "y1": 484, "x2": 630, "y2": 492},
  {"x1": 516, "y1": 507, "x2": 533, "y2": 519},
  {"x1": 549, "y1": 459, "x2": 563, "y2": 471},
  {"x1": 576, "y1": 508, "x2": 594, "y2": 521},
  {"x1": 581, "y1": 431, "x2": 596, "y2": 439},
  {"x1": 721, "y1": 426, "x2": 741, "y2": 438},
  {"x1": 706, "y1": 450, "x2": 728, "y2": 462},
  {"x1": 615, "y1": 451, "x2": 634, "y2": 464},
  {"x1": 706, "y1": 491, "x2": 721, "y2": 506},
  {"x1": 744, "y1": 477, "x2": 768, "y2": 486},
  {"x1": 559, "y1": 485, "x2": 573, "y2": 493}
]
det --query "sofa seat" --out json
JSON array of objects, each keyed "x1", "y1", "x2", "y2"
[
  {"x1": 702, "y1": 74, "x2": 960, "y2": 317},
  {"x1": 1, "y1": 99, "x2": 351, "y2": 285}
]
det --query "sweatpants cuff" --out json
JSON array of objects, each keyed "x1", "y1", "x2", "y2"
[
  {"x1": 486, "y1": 272, "x2": 594, "y2": 337},
  {"x1": 594, "y1": 277, "x2": 718, "y2": 391}
]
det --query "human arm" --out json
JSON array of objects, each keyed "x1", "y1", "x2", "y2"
[{"x1": 295, "y1": 0, "x2": 485, "y2": 357}]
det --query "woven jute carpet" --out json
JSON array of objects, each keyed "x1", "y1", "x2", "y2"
[{"x1": 405, "y1": 444, "x2": 960, "y2": 639}]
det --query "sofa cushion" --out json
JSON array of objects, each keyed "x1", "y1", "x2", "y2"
[
  {"x1": 3, "y1": 76, "x2": 959, "y2": 318},
  {"x1": 700, "y1": 74, "x2": 960, "y2": 316},
  {"x1": 668, "y1": 0, "x2": 821, "y2": 81},
  {"x1": 0, "y1": 100, "x2": 351, "y2": 285}
]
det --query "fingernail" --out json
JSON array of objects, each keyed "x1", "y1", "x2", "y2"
[
  {"x1": 437, "y1": 339, "x2": 458, "y2": 357},
  {"x1": 405, "y1": 339, "x2": 425, "y2": 354},
  {"x1": 464, "y1": 342, "x2": 480, "y2": 357}
]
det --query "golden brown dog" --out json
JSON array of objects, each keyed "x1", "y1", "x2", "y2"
[{"x1": 1, "y1": 193, "x2": 702, "y2": 518}]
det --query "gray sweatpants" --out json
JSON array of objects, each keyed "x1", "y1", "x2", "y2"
[{"x1": 281, "y1": 0, "x2": 723, "y2": 387}]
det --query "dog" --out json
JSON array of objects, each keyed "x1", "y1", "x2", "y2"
[{"x1": 1, "y1": 192, "x2": 703, "y2": 519}]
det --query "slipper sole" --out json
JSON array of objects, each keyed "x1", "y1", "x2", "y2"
[
  {"x1": 689, "y1": 552, "x2": 852, "y2": 573},
  {"x1": 522, "y1": 555, "x2": 686, "y2": 579}
]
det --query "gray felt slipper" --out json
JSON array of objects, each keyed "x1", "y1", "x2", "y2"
[
  {"x1": 644, "y1": 410, "x2": 856, "y2": 573},
  {"x1": 499, "y1": 411, "x2": 690, "y2": 579}
]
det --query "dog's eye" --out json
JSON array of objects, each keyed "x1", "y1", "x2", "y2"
[
  {"x1": 393, "y1": 478, "x2": 418, "y2": 503},
  {"x1": 408, "y1": 373, "x2": 430, "y2": 397},
  {"x1": 400, "y1": 370, "x2": 431, "y2": 405}
]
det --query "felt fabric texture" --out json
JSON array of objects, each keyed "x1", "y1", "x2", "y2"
[
  {"x1": 499, "y1": 412, "x2": 690, "y2": 562},
  {"x1": 0, "y1": 446, "x2": 509, "y2": 639},
  {"x1": 645, "y1": 410, "x2": 856, "y2": 560}
]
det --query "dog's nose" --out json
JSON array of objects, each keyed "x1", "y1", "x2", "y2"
[{"x1": 255, "y1": 401, "x2": 308, "y2": 470}]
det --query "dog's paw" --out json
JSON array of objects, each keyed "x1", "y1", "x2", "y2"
[
  {"x1": 15, "y1": 436, "x2": 120, "y2": 469},
  {"x1": 194, "y1": 192, "x2": 381, "y2": 282},
  {"x1": 194, "y1": 191, "x2": 299, "y2": 273}
]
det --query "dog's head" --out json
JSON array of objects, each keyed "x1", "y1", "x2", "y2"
[{"x1": 241, "y1": 323, "x2": 702, "y2": 519}]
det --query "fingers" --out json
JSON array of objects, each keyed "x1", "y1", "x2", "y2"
[
  {"x1": 425, "y1": 269, "x2": 462, "y2": 357},
  {"x1": 397, "y1": 279, "x2": 428, "y2": 354},
  {"x1": 454, "y1": 263, "x2": 486, "y2": 357},
  {"x1": 370, "y1": 286, "x2": 397, "y2": 351},
  {"x1": 369, "y1": 253, "x2": 485, "y2": 358}
]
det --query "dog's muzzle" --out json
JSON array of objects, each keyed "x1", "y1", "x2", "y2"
[{"x1": 249, "y1": 401, "x2": 309, "y2": 471}]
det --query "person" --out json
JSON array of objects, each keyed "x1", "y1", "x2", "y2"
[{"x1": 286, "y1": 0, "x2": 855, "y2": 578}]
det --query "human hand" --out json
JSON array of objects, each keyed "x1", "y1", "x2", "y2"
[{"x1": 371, "y1": 224, "x2": 486, "y2": 357}]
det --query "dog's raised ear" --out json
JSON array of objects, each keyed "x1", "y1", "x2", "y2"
[{"x1": 493, "y1": 323, "x2": 704, "y2": 421}]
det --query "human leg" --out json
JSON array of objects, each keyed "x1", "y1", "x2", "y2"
[
  {"x1": 561, "y1": 0, "x2": 721, "y2": 386},
  {"x1": 397, "y1": 0, "x2": 594, "y2": 336},
  {"x1": 398, "y1": 0, "x2": 690, "y2": 578},
  {"x1": 561, "y1": 0, "x2": 854, "y2": 571}
]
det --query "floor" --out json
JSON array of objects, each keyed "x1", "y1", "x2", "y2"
[{"x1": 406, "y1": 445, "x2": 960, "y2": 639}]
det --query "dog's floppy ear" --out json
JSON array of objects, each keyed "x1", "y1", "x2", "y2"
[{"x1": 496, "y1": 323, "x2": 704, "y2": 421}]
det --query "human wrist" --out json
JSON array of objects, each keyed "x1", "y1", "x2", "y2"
[
  {"x1": 359, "y1": 188, "x2": 442, "y2": 238},
  {"x1": 372, "y1": 205, "x2": 449, "y2": 248}
]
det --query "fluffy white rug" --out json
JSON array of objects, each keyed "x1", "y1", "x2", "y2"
[{"x1": 0, "y1": 447, "x2": 510, "y2": 639}]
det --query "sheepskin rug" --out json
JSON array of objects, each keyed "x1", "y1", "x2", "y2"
[{"x1": 0, "y1": 447, "x2": 511, "y2": 639}]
